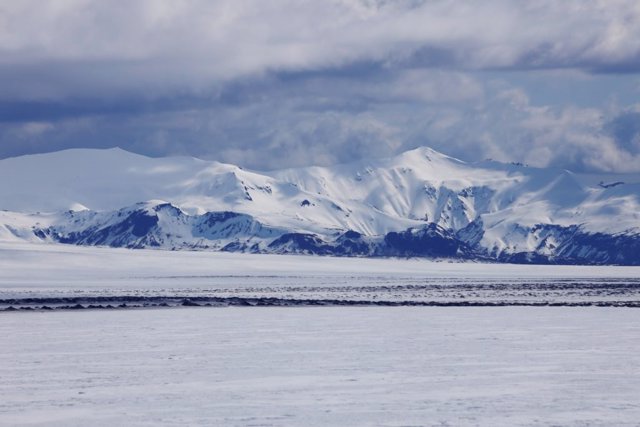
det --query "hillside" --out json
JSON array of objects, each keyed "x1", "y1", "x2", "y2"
[{"x1": 1, "y1": 146, "x2": 639, "y2": 264}]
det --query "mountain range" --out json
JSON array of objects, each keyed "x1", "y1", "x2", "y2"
[{"x1": 1, "y1": 146, "x2": 639, "y2": 265}]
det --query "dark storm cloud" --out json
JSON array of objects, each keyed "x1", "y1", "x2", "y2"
[
  {"x1": 0, "y1": 94, "x2": 219, "y2": 123},
  {"x1": 605, "y1": 111, "x2": 640, "y2": 152}
]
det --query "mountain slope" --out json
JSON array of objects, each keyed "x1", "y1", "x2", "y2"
[{"x1": 1, "y1": 147, "x2": 639, "y2": 264}]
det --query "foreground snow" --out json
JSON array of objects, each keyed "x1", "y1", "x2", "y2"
[
  {"x1": 1, "y1": 307, "x2": 639, "y2": 426},
  {"x1": 2, "y1": 243, "x2": 639, "y2": 425}
]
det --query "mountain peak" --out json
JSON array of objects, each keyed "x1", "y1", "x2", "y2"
[
  {"x1": 2, "y1": 146, "x2": 640, "y2": 264},
  {"x1": 396, "y1": 146, "x2": 465, "y2": 164}
]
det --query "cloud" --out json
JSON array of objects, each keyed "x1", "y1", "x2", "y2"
[
  {"x1": 1, "y1": 0, "x2": 639, "y2": 100},
  {"x1": 3, "y1": 70, "x2": 639, "y2": 173},
  {"x1": 413, "y1": 87, "x2": 640, "y2": 173},
  {"x1": 0, "y1": 1, "x2": 639, "y2": 173},
  {"x1": 605, "y1": 110, "x2": 640, "y2": 152}
]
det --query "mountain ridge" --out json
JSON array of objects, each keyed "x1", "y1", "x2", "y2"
[{"x1": 2, "y1": 146, "x2": 639, "y2": 265}]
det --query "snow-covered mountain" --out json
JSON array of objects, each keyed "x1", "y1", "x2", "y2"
[{"x1": 1, "y1": 146, "x2": 639, "y2": 264}]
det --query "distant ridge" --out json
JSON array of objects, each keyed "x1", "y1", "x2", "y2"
[{"x1": 1, "y1": 146, "x2": 639, "y2": 265}]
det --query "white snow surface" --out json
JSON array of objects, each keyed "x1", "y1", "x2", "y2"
[
  {"x1": 2, "y1": 307, "x2": 640, "y2": 426},
  {"x1": 1, "y1": 241, "x2": 639, "y2": 291},
  {"x1": 1, "y1": 146, "x2": 640, "y2": 254},
  {"x1": 1, "y1": 242, "x2": 640, "y2": 306},
  {"x1": 2, "y1": 244, "x2": 640, "y2": 425}
]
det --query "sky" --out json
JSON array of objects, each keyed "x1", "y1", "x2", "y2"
[{"x1": 1, "y1": 0, "x2": 640, "y2": 172}]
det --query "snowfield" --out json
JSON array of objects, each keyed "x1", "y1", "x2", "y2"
[
  {"x1": 2, "y1": 307, "x2": 640, "y2": 426},
  {"x1": 2, "y1": 243, "x2": 640, "y2": 426},
  {"x1": 1, "y1": 242, "x2": 640, "y2": 307}
]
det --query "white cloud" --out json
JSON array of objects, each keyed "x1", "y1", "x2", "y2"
[
  {"x1": 1, "y1": 1, "x2": 639, "y2": 173},
  {"x1": 1, "y1": 0, "x2": 639, "y2": 99}
]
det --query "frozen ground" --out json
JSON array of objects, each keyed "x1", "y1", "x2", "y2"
[
  {"x1": 1, "y1": 307, "x2": 640, "y2": 426},
  {"x1": 1, "y1": 242, "x2": 640, "y2": 308},
  {"x1": 2, "y1": 243, "x2": 640, "y2": 425}
]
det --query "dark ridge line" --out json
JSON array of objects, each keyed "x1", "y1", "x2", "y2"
[
  {"x1": 4, "y1": 281, "x2": 640, "y2": 299},
  {"x1": 3, "y1": 283, "x2": 640, "y2": 303},
  {"x1": 1, "y1": 296, "x2": 639, "y2": 311},
  {"x1": 191, "y1": 282, "x2": 640, "y2": 292}
]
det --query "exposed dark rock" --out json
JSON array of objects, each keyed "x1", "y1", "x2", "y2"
[{"x1": 382, "y1": 223, "x2": 468, "y2": 257}]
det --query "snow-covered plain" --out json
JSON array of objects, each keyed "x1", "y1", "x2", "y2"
[
  {"x1": 2, "y1": 243, "x2": 640, "y2": 426},
  {"x1": 2, "y1": 307, "x2": 640, "y2": 426},
  {"x1": 1, "y1": 242, "x2": 640, "y2": 306}
]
